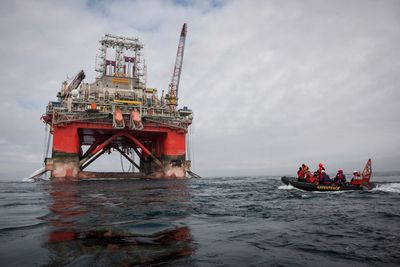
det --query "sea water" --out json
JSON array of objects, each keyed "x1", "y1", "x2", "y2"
[{"x1": 0, "y1": 174, "x2": 399, "y2": 266}]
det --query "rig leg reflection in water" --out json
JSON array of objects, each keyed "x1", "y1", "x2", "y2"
[{"x1": 41, "y1": 179, "x2": 194, "y2": 266}]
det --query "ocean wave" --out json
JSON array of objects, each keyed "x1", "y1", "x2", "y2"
[
  {"x1": 1, "y1": 202, "x2": 42, "y2": 208},
  {"x1": 0, "y1": 221, "x2": 45, "y2": 232},
  {"x1": 372, "y1": 183, "x2": 400, "y2": 193}
]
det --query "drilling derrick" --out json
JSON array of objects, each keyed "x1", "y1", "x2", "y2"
[{"x1": 40, "y1": 24, "x2": 195, "y2": 180}]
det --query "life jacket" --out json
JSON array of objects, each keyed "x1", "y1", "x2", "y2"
[
  {"x1": 297, "y1": 169, "x2": 303, "y2": 178},
  {"x1": 316, "y1": 166, "x2": 325, "y2": 177},
  {"x1": 297, "y1": 169, "x2": 305, "y2": 180},
  {"x1": 318, "y1": 166, "x2": 325, "y2": 173},
  {"x1": 337, "y1": 173, "x2": 346, "y2": 181},
  {"x1": 334, "y1": 173, "x2": 346, "y2": 185},
  {"x1": 305, "y1": 172, "x2": 316, "y2": 183},
  {"x1": 351, "y1": 174, "x2": 362, "y2": 185}
]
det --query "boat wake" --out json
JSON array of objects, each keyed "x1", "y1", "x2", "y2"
[
  {"x1": 372, "y1": 183, "x2": 400, "y2": 193},
  {"x1": 278, "y1": 184, "x2": 294, "y2": 190}
]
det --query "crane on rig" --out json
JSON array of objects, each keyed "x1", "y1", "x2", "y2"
[
  {"x1": 166, "y1": 23, "x2": 187, "y2": 111},
  {"x1": 60, "y1": 70, "x2": 86, "y2": 98}
]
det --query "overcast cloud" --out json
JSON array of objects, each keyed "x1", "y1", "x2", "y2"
[{"x1": 0, "y1": 0, "x2": 399, "y2": 180}]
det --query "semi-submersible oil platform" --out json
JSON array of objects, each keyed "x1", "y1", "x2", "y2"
[{"x1": 34, "y1": 24, "x2": 198, "y2": 180}]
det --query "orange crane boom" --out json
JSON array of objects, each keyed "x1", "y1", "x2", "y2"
[{"x1": 167, "y1": 23, "x2": 187, "y2": 108}]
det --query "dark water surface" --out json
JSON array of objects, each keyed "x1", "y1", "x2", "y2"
[{"x1": 1, "y1": 175, "x2": 400, "y2": 266}]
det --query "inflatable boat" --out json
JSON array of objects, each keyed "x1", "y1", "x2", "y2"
[{"x1": 281, "y1": 159, "x2": 372, "y2": 191}]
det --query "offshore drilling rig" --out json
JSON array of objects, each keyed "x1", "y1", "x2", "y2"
[{"x1": 34, "y1": 24, "x2": 198, "y2": 180}]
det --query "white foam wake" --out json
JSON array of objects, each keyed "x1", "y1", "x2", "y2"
[
  {"x1": 373, "y1": 183, "x2": 400, "y2": 193},
  {"x1": 278, "y1": 184, "x2": 294, "y2": 190}
]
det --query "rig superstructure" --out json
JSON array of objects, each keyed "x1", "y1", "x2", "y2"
[{"x1": 37, "y1": 24, "x2": 198, "y2": 180}]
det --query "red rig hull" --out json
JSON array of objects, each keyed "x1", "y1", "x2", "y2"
[{"x1": 44, "y1": 120, "x2": 189, "y2": 180}]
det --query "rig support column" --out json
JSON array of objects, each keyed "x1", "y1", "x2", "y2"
[
  {"x1": 51, "y1": 125, "x2": 80, "y2": 179},
  {"x1": 161, "y1": 130, "x2": 187, "y2": 178}
]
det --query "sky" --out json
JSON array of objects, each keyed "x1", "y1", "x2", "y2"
[{"x1": 0, "y1": 0, "x2": 399, "y2": 180}]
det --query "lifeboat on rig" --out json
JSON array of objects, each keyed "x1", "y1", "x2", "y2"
[{"x1": 281, "y1": 159, "x2": 373, "y2": 191}]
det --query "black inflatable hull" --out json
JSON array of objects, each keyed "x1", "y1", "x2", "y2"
[{"x1": 281, "y1": 176, "x2": 367, "y2": 191}]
